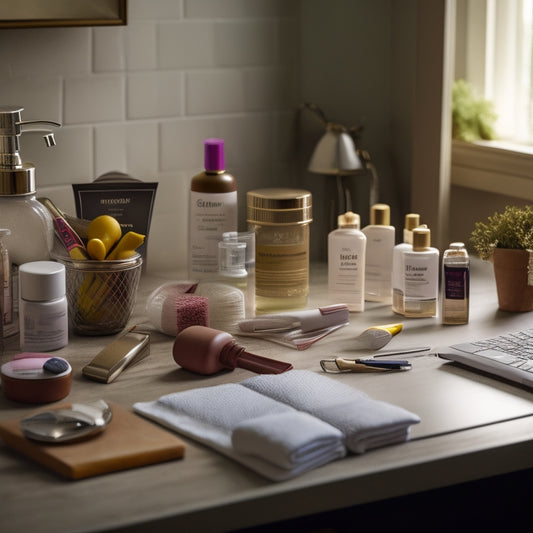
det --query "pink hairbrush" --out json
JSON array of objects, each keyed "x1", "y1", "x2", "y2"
[{"x1": 172, "y1": 325, "x2": 293, "y2": 375}]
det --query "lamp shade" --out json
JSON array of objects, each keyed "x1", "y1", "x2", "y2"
[{"x1": 308, "y1": 129, "x2": 364, "y2": 175}]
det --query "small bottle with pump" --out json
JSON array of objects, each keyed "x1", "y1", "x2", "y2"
[
  {"x1": 442, "y1": 242, "x2": 470, "y2": 324},
  {"x1": 328, "y1": 211, "x2": 366, "y2": 312},
  {"x1": 362, "y1": 203, "x2": 395, "y2": 303},
  {"x1": 403, "y1": 227, "x2": 439, "y2": 318},
  {"x1": 222, "y1": 231, "x2": 255, "y2": 316},
  {"x1": 189, "y1": 138, "x2": 238, "y2": 279},
  {"x1": 391, "y1": 213, "x2": 421, "y2": 315},
  {"x1": 218, "y1": 239, "x2": 248, "y2": 298},
  {"x1": 0, "y1": 106, "x2": 59, "y2": 266}
]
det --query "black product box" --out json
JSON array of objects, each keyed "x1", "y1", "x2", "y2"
[{"x1": 72, "y1": 172, "x2": 158, "y2": 269}]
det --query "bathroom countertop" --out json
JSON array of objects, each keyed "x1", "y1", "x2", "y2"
[{"x1": 1, "y1": 259, "x2": 533, "y2": 532}]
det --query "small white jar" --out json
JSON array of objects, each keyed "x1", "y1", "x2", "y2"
[{"x1": 19, "y1": 261, "x2": 68, "y2": 351}]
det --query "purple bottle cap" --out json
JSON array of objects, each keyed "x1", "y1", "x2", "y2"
[{"x1": 204, "y1": 138, "x2": 225, "y2": 172}]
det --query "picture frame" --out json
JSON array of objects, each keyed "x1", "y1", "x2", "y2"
[{"x1": 0, "y1": 0, "x2": 127, "y2": 28}]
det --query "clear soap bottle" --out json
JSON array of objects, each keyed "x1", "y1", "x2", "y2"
[
  {"x1": 403, "y1": 227, "x2": 439, "y2": 318},
  {"x1": 362, "y1": 203, "x2": 395, "y2": 303},
  {"x1": 0, "y1": 106, "x2": 60, "y2": 267},
  {"x1": 328, "y1": 211, "x2": 366, "y2": 312},
  {"x1": 392, "y1": 213, "x2": 421, "y2": 315},
  {"x1": 189, "y1": 138, "x2": 238, "y2": 279},
  {"x1": 442, "y1": 242, "x2": 470, "y2": 324}
]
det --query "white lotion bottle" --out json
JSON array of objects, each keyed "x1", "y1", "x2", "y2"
[
  {"x1": 362, "y1": 203, "x2": 395, "y2": 303},
  {"x1": 391, "y1": 213, "x2": 421, "y2": 315},
  {"x1": 19, "y1": 261, "x2": 68, "y2": 351},
  {"x1": 403, "y1": 227, "x2": 439, "y2": 318},
  {"x1": 328, "y1": 211, "x2": 366, "y2": 312},
  {"x1": 188, "y1": 138, "x2": 238, "y2": 279}
]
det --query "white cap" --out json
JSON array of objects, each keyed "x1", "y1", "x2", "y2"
[{"x1": 19, "y1": 261, "x2": 66, "y2": 301}]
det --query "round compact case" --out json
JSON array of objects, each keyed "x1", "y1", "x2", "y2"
[{"x1": 1, "y1": 353, "x2": 72, "y2": 403}]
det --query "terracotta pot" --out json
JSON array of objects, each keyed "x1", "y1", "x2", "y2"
[{"x1": 492, "y1": 248, "x2": 533, "y2": 312}]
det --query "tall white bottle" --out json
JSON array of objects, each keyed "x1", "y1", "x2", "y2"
[
  {"x1": 403, "y1": 227, "x2": 439, "y2": 317},
  {"x1": 188, "y1": 139, "x2": 238, "y2": 279},
  {"x1": 362, "y1": 203, "x2": 395, "y2": 303},
  {"x1": 391, "y1": 213, "x2": 421, "y2": 314},
  {"x1": 328, "y1": 211, "x2": 366, "y2": 312}
]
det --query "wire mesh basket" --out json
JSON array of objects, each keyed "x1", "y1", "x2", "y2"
[{"x1": 55, "y1": 253, "x2": 142, "y2": 335}]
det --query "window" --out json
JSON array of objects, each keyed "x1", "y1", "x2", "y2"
[
  {"x1": 452, "y1": 0, "x2": 533, "y2": 199},
  {"x1": 457, "y1": 0, "x2": 533, "y2": 145}
]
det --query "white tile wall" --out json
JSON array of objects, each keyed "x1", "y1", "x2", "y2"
[{"x1": 0, "y1": 0, "x2": 299, "y2": 273}]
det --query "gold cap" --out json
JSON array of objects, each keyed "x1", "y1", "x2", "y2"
[
  {"x1": 338, "y1": 211, "x2": 360, "y2": 229},
  {"x1": 404, "y1": 213, "x2": 420, "y2": 231},
  {"x1": 370, "y1": 203, "x2": 390, "y2": 226},
  {"x1": 247, "y1": 188, "x2": 312, "y2": 225},
  {"x1": 412, "y1": 227, "x2": 431, "y2": 250}
]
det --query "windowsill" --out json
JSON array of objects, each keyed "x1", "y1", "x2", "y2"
[{"x1": 451, "y1": 139, "x2": 533, "y2": 200}]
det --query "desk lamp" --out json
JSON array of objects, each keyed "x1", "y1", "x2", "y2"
[{"x1": 303, "y1": 102, "x2": 379, "y2": 228}]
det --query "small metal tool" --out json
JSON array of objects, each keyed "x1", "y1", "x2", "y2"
[
  {"x1": 320, "y1": 357, "x2": 412, "y2": 373},
  {"x1": 82, "y1": 328, "x2": 150, "y2": 383}
]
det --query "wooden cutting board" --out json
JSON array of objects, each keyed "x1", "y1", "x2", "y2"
[{"x1": 0, "y1": 401, "x2": 185, "y2": 479}]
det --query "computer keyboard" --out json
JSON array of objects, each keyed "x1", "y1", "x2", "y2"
[
  {"x1": 451, "y1": 329, "x2": 533, "y2": 369},
  {"x1": 435, "y1": 328, "x2": 533, "y2": 387}
]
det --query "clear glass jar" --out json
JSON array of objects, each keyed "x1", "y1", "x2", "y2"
[
  {"x1": 247, "y1": 188, "x2": 312, "y2": 313},
  {"x1": 0, "y1": 194, "x2": 54, "y2": 266}
]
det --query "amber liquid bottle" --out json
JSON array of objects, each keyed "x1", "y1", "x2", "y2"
[
  {"x1": 247, "y1": 188, "x2": 312, "y2": 313},
  {"x1": 188, "y1": 139, "x2": 238, "y2": 279}
]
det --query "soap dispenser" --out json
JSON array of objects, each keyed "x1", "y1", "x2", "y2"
[{"x1": 0, "y1": 105, "x2": 60, "y2": 266}]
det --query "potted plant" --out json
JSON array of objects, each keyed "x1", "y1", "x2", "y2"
[{"x1": 470, "y1": 205, "x2": 533, "y2": 312}]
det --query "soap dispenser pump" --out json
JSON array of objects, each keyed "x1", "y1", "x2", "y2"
[{"x1": 0, "y1": 105, "x2": 61, "y2": 265}]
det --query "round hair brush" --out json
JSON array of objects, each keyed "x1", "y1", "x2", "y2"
[{"x1": 146, "y1": 282, "x2": 209, "y2": 336}]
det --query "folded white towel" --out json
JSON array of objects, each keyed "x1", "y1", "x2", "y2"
[
  {"x1": 242, "y1": 370, "x2": 421, "y2": 453},
  {"x1": 133, "y1": 370, "x2": 420, "y2": 480},
  {"x1": 232, "y1": 411, "x2": 345, "y2": 470},
  {"x1": 134, "y1": 383, "x2": 346, "y2": 481}
]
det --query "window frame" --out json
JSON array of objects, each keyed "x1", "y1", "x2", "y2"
[{"x1": 452, "y1": 0, "x2": 533, "y2": 199}]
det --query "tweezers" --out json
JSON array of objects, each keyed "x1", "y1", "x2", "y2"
[{"x1": 320, "y1": 357, "x2": 412, "y2": 373}]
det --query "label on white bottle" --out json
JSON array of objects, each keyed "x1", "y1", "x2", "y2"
[
  {"x1": 328, "y1": 232, "x2": 366, "y2": 311},
  {"x1": 189, "y1": 191, "x2": 238, "y2": 278},
  {"x1": 404, "y1": 252, "x2": 438, "y2": 299}
]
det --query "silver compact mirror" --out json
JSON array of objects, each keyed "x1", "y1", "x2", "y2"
[{"x1": 19, "y1": 399, "x2": 113, "y2": 443}]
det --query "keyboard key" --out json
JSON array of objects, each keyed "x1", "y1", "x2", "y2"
[{"x1": 475, "y1": 350, "x2": 521, "y2": 365}]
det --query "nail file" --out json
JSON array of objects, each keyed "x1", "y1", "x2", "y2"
[
  {"x1": 82, "y1": 329, "x2": 150, "y2": 384},
  {"x1": 238, "y1": 304, "x2": 349, "y2": 333}
]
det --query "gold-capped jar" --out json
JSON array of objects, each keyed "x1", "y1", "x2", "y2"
[{"x1": 247, "y1": 188, "x2": 312, "y2": 313}]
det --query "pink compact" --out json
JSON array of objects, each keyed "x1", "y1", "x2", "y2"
[
  {"x1": 172, "y1": 325, "x2": 293, "y2": 376},
  {"x1": 1, "y1": 353, "x2": 72, "y2": 403}
]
